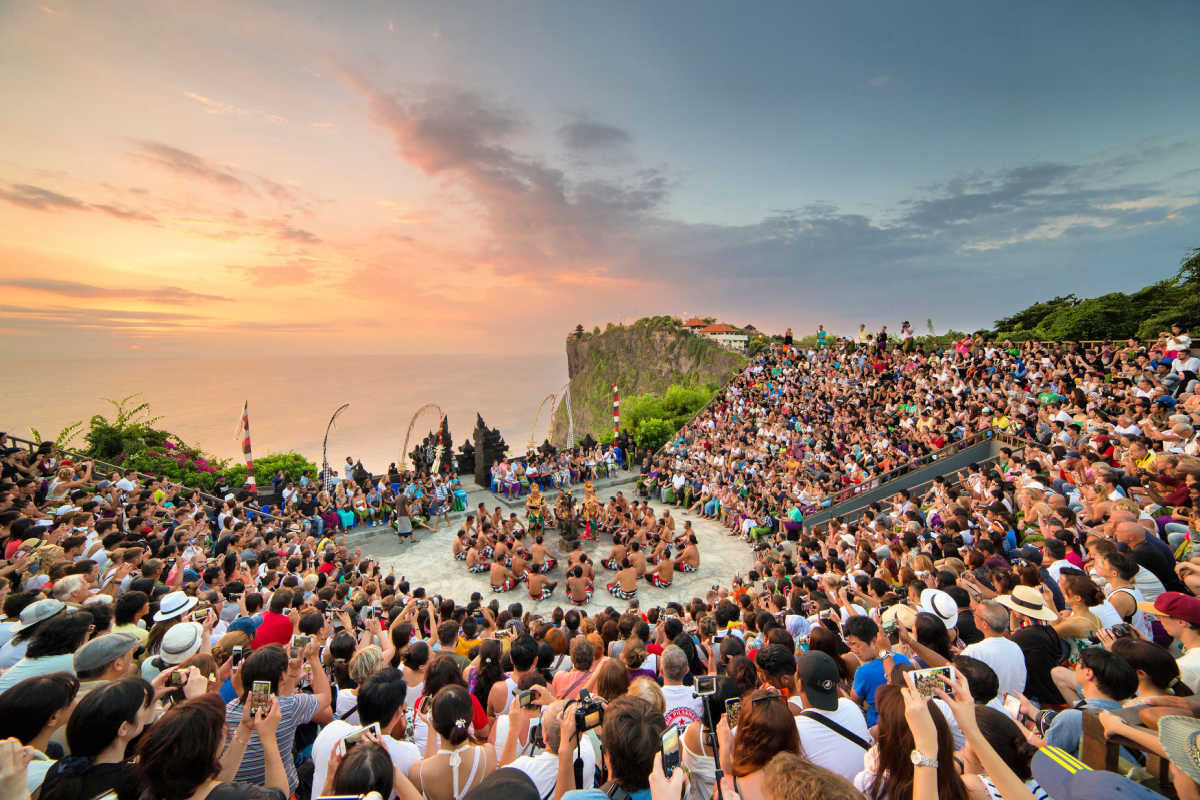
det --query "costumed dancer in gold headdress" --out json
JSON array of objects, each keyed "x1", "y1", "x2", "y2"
[
  {"x1": 581, "y1": 480, "x2": 601, "y2": 540},
  {"x1": 525, "y1": 483, "x2": 546, "y2": 532}
]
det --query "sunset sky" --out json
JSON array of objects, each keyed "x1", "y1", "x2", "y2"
[{"x1": 1, "y1": 1, "x2": 1197, "y2": 358}]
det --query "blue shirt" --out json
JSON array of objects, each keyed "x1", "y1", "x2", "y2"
[
  {"x1": 853, "y1": 653, "x2": 912, "y2": 726},
  {"x1": 1045, "y1": 697, "x2": 1123, "y2": 755},
  {"x1": 565, "y1": 790, "x2": 650, "y2": 800}
]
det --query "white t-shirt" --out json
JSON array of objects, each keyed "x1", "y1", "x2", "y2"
[
  {"x1": 962, "y1": 636, "x2": 1028, "y2": 698},
  {"x1": 1178, "y1": 648, "x2": 1200, "y2": 693},
  {"x1": 789, "y1": 697, "x2": 872, "y2": 782},
  {"x1": 511, "y1": 738, "x2": 597, "y2": 797},
  {"x1": 662, "y1": 683, "x2": 704, "y2": 733},
  {"x1": 335, "y1": 690, "x2": 360, "y2": 725},
  {"x1": 311, "y1": 720, "x2": 419, "y2": 800}
]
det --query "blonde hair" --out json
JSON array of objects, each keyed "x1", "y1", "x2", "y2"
[
  {"x1": 349, "y1": 645, "x2": 384, "y2": 685},
  {"x1": 763, "y1": 752, "x2": 862, "y2": 800},
  {"x1": 627, "y1": 677, "x2": 665, "y2": 715}
]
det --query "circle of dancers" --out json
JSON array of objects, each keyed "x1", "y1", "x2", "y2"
[{"x1": 450, "y1": 481, "x2": 701, "y2": 605}]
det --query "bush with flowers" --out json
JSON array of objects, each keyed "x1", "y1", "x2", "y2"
[{"x1": 65, "y1": 394, "x2": 316, "y2": 493}]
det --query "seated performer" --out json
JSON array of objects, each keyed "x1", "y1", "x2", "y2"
[
  {"x1": 675, "y1": 534, "x2": 700, "y2": 572},
  {"x1": 607, "y1": 558, "x2": 638, "y2": 601},
  {"x1": 490, "y1": 554, "x2": 516, "y2": 592},
  {"x1": 647, "y1": 548, "x2": 674, "y2": 588},
  {"x1": 529, "y1": 535, "x2": 557, "y2": 573},
  {"x1": 566, "y1": 565, "x2": 593, "y2": 606},
  {"x1": 527, "y1": 571, "x2": 557, "y2": 600}
]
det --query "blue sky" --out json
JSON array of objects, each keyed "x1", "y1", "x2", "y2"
[{"x1": 0, "y1": 0, "x2": 1196, "y2": 355}]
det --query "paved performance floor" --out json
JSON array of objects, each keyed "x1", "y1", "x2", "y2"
[{"x1": 352, "y1": 497, "x2": 757, "y2": 614}]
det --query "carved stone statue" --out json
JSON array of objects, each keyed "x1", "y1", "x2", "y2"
[{"x1": 471, "y1": 413, "x2": 509, "y2": 488}]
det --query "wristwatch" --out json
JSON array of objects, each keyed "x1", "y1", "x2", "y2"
[{"x1": 910, "y1": 749, "x2": 938, "y2": 769}]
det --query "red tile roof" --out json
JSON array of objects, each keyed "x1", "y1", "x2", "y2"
[
  {"x1": 699, "y1": 324, "x2": 743, "y2": 334},
  {"x1": 682, "y1": 317, "x2": 708, "y2": 327}
]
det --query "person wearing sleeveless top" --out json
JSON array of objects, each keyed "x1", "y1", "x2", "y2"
[
  {"x1": 1096, "y1": 552, "x2": 1154, "y2": 639},
  {"x1": 410, "y1": 686, "x2": 495, "y2": 800}
]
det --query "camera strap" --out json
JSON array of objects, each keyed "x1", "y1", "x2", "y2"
[{"x1": 799, "y1": 710, "x2": 869, "y2": 750}]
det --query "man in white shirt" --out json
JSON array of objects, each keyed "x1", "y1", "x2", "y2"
[
  {"x1": 504, "y1": 698, "x2": 596, "y2": 797},
  {"x1": 311, "y1": 670, "x2": 419, "y2": 798},
  {"x1": 960, "y1": 601, "x2": 1027, "y2": 699},
  {"x1": 660, "y1": 646, "x2": 703, "y2": 733},
  {"x1": 791, "y1": 651, "x2": 871, "y2": 783}
]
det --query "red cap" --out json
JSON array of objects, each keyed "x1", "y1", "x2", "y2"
[{"x1": 1139, "y1": 592, "x2": 1200, "y2": 626}]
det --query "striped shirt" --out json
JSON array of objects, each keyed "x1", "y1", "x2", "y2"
[{"x1": 225, "y1": 693, "x2": 319, "y2": 794}]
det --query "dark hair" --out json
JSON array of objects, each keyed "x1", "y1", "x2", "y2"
[
  {"x1": 1078, "y1": 647, "x2": 1138, "y2": 700},
  {"x1": 914, "y1": 612, "x2": 953, "y2": 660},
  {"x1": 472, "y1": 639, "x2": 505, "y2": 712},
  {"x1": 732, "y1": 690, "x2": 802, "y2": 776},
  {"x1": 357, "y1": 668, "x2": 407, "y2": 729},
  {"x1": 601, "y1": 695, "x2": 666, "y2": 790},
  {"x1": 114, "y1": 591, "x2": 149, "y2": 626},
  {"x1": 953, "y1": 655, "x2": 999, "y2": 704},
  {"x1": 328, "y1": 631, "x2": 357, "y2": 689},
  {"x1": 725, "y1": 655, "x2": 759, "y2": 697},
  {"x1": 41, "y1": 678, "x2": 155, "y2": 800},
  {"x1": 27, "y1": 610, "x2": 93, "y2": 659},
  {"x1": 424, "y1": 654, "x2": 468, "y2": 701},
  {"x1": 403, "y1": 640, "x2": 430, "y2": 671},
  {"x1": 1061, "y1": 574, "x2": 1105, "y2": 607},
  {"x1": 268, "y1": 588, "x2": 292, "y2": 614},
  {"x1": 1111, "y1": 639, "x2": 1181, "y2": 693},
  {"x1": 134, "y1": 693, "x2": 225, "y2": 798},
  {"x1": 0, "y1": 672, "x2": 80, "y2": 743},
  {"x1": 332, "y1": 741, "x2": 393, "y2": 796},
  {"x1": 807, "y1": 627, "x2": 851, "y2": 681},
  {"x1": 431, "y1": 684, "x2": 473, "y2": 746},
  {"x1": 239, "y1": 644, "x2": 289, "y2": 702},
  {"x1": 973, "y1": 705, "x2": 1038, "y2": 780},
  {"x1": 842, "y1": 615, "x2": 878, "y2": 643},
  {"x1": 509, "y1": 633, "x2": 538, "y2": 671},
  {"x1": 868, "y1": 685, "x2": 968, "y2": 800}
]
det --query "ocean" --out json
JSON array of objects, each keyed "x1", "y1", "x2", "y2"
[{"x1": 3, "y1": 354, "x2": 564, "y2": 473}]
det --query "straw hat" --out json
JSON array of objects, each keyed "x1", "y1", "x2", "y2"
[{"x1": 996, "y1": 585, "x2": 1058, "y2": 622}]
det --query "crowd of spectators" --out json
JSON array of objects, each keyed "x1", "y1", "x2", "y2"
[
  {"x1": 490, "y1": 446, "x2": 625, "y2": 499},
  {"x1": 1, "y1": 323, "x2": 1200, "y2": 800}
]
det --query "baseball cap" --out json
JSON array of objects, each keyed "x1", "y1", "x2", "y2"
[
  {"x1": 1032, "y1": 745, "x2": 1163, "y2": 800},
  {"x1": 1137, "y1": 592, "x2": 1200, "y2": 626},
  {"x1": 74, "y1": 632, "x2": 139, "y2": 673},
  {"x1": 795, "y1": 651, "x2": 840, "y2": 711}
]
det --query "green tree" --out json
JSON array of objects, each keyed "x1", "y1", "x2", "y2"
[{"x1": 635, "y1": 418, "x2": 674, "y2": 450}]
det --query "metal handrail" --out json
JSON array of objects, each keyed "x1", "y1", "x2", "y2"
[
  {"x1": 817, "y1": 427, "x2": 999, "y2": 507},
  {"x1": 5, "y1": 433, "x2": 288, "y2": 523},
  {"x1": 816, "y1": 430, "x2": 1041, "y2": 527}
]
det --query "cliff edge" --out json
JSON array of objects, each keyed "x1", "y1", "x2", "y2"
[{"x1": 550, "y1": 318, "x2": 748, "y2": 445}]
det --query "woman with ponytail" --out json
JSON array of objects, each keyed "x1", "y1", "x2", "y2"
[
  {"x1": 37, "y1": 677, "x2": 156, "y2": 800},
  {"x1": 408, "y1": 685, "x2": 495, "y2": 800}
]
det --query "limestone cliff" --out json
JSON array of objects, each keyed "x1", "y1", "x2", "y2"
[{"x1": 550, "y1": 318, "x2": 748, "y2": 445}]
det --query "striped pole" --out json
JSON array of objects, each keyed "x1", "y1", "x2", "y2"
[
  {"x1": 612, "y1": 383, "x2": 620, "y2": 438},
  {"x1": 240, "y1": 401, "x2": 256, "y2": 496}
]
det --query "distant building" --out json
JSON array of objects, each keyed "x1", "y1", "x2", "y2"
[
  {"x1": 682, "y1": 317, "x2": 708, "y2": 330},
  {"x1": 698, "y1": 323, "x2": 748, "y2": 350}
]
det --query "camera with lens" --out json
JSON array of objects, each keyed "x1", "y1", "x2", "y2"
[
  {"x1": 694, "y1": 675, "x2": 716, "y2": 697},
  {"x1": 574, "y1": 690, "x2": 605, "y2": 733}
]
